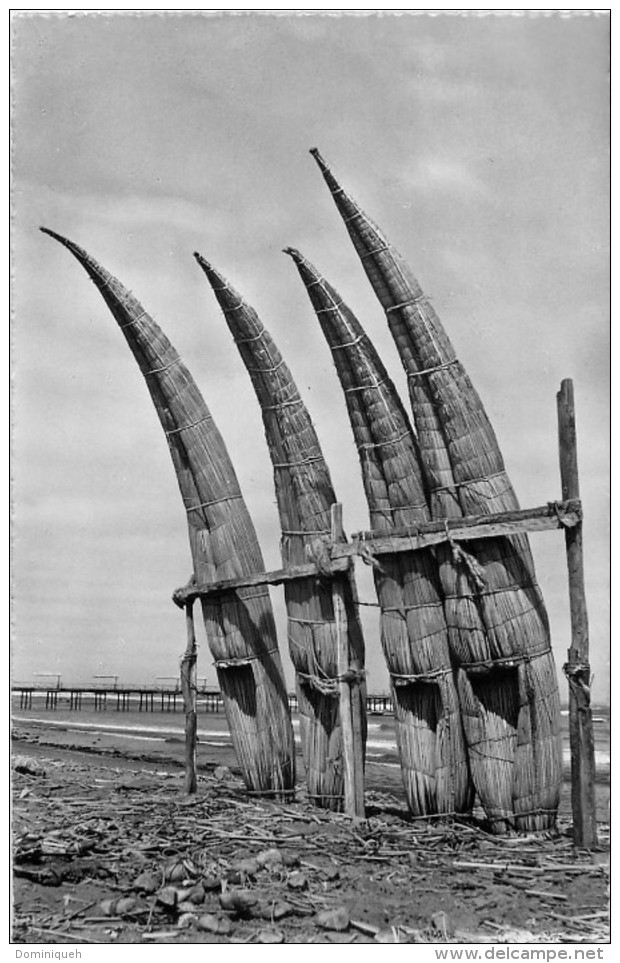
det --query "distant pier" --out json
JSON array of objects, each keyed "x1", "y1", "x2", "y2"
[{"x1": 12, "y1": 684, "x2": 394, "y2": 715}]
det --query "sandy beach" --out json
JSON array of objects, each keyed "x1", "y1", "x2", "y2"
[{"x1": 12, "y1": 702, "x2": 610, "y2": 945}]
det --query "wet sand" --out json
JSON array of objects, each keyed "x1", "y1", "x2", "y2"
[{"x1": 11, "y1": 701, "x2": 611, "y2": 820}]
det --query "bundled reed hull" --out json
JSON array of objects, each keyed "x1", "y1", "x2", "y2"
[
  {"x1": 288, "y1": 247, "x2": 472, "y2": 817},
  {"x1": 195, "y1": 254, "x2": 366, "y2": 811},
  {"x1": 41, "y1": 228, "x2": 295, "y2": 796},
  {"x1": 309, "y1": 151, "x2": 562, "y2": 831}
]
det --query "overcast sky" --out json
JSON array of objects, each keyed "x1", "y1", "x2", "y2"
[{"x1": 12, "y1": 10, "x2": 609, "y2": 701}]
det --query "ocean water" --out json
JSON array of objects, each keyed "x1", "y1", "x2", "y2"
[{"x1": 11, "y1": 694, "x2": 610, "y2": 778}]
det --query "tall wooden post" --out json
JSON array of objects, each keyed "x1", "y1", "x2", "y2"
[
  {"x1": 331, "y1": 503, "x2": 365, "y2": 818},
  {"x1": 557, "y1": 379, "x2": 597, "y2": 848},
  {"x1": 180, "y1": 599, "x2": 198, "y2": 795}
]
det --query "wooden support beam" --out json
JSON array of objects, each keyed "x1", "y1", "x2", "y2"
[
  {"x1": 331, "y1": 504, "x2": 365, "y2": 818},
  {"x1": 180, "y1": 599, "x2": 198, "y2": 795},
  {"x1": 557, "y1": 379, "x2": 597, "y2": 848},
  {"x1": 173, "y1": 500, "x2": 581, "y2": 605},
  {"x1": 172, "y1": 556, "x2": 352, "y2": 606}
]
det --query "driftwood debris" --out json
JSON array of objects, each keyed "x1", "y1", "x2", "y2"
[{"x1": 11, "y1": 756, "x2": 609, "y2": 945}]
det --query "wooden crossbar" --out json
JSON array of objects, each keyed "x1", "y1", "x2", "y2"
[{"x1": 172, "y1": 499, "x2": 581, "y2": 606}]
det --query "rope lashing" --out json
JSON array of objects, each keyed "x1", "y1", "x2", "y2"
[
  {"x1": 357, "y1": 430, "x2": 413, "y2": 451},
  {"x1": 186, "y1": 493, "x2": 243, "y2": 514},
  {"x1": 563, "y1": 661, "x2": 592, "y2": 707},
  {"x1": 119, "y1": 310, "x2": 149, "y2": 329},
  {"x1": 297, "y1": 668, "x2": 366, "y2": 697},
  {"x1": 330, "y1": 336, "x2": 366, "y2": 350},
  {"x1": 262, "y1": 397, "x2": 304, "y2": 412},
  {"x1": 272, "y1": 454, "x2": 325, "y2": 469},
  {"x1": 432, "y1": 470, "x2": 509, "y2": 494},
  {"x1": 352, "y1": 534, "x2": 383, "y2": 571},
  {"x1": 316, "y1": 301, "x2": 345, "y2": 315},
  {"x1": 305, "y1": 535, "x2": 334, "y2": 576},
  {"x1": 165, "y1": 415, "x2": 213, "y2": 435},
  {"x1": 442, "y1": 580, "x2": 538, "y2": 601},
  {"x1": 234, "y1": 327, "x2": 266, "y2": 344},
  {"x1": 407, "y1": 359, "x2": 460, "y2": 380},
  {"x1": 246, "y1": 358, "x2": 286, "y2": 374},
  {"x1": 344, "y1": 378, "x2": 390, "y2": 394},
  {"x1": 444, "y1": 521, "x2": 487, "y2": 593},
  {"x1": 213, "y1": 649, "x2": 279, "y2": 669},
  {"x1": 390, "y1": 666, "x2": 453, "y2": 685},
  {"x1": 342, "y1": 209, "x2": 364, "y2": 224},
  {"x1": 147, "y1": 357, "x2": 182, "y2": 375},
  {"x1": 460, "y1": 648, "x2": 552, "y2": 673},
  {"x1": 549, "y1": 500, "x2": 581, "y2": 528},
  {"x1": 288, "y1": 616, "x2": 335, "y2": 626},
  {"x1": 305, "y1": 274, "x2": 328, "y2": 289},
  {"x1": 385, "y1": 294, "x2": 432, "y2": 314},
  {"x1": 360, "y1": 244, "x2": 390, "y2": 260}
]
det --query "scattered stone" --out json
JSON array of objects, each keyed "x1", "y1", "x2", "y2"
[
  {"x1": 256, "y1": 849, "x2": 283, "y2": 869},
  {"x1": 177, "y1": 901, "x2": 200, "y2": 915},
  {"x1": 198, "y1": 914, "x2": 233, "y2": 935},
  {"x1": 177, "y1": 913, "x2": 195, "y2": 929},
  {"x1": 197, "y1": 914, "x2": 220, "y2": 933},
  {"x1": 324, "y1": 864, "x2": 340, "y2": 881},
  {"x1": 272, "y1": 901, "x2": 293, "y2": 920},
  {"x1": 184, "y1": 884, "x2": 205, "y2": 905},
  {"x1": 282, "y1": 852, "x2": 300, "y2": 868},
  {"x1": 156, "y1": 886, "x2": 179, "y2": 910},
  {"x1": 133, "y1": 872, "x2": 159, "y2": 894},
  {"x1": 219, "y1": 889, "x2": 258, "y2": 914},
  {"x1": 115, "y1": 896, "x2": 137, "y2": 916},
  {"x1": 254, "y1": 901, "x2": 272, "y2": 920},
  {"x1": 99, "y1": 896, "x2": 139, "y2": 919},
  {"x1": 214, "y1": 766, "x2": 232, "y2": 781},
  {"x1": 256, "y1": 929, "x2": 284, "y2": 943},
  {"x1": 316, "y1": 907, "x2": 350, "y2": 932},
  {"x1": 165, "y1": 860, "x2": 188, "y2": 883},
  {"x1": 287, "y1": 871, "x2": 308, "y2": 891},
  {"x1": 201, "y1": 874, "x2": 221, "y2": 891}
]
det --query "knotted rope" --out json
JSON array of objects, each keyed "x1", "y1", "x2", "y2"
[{"x1": 444, "y1": 521, "x2": 486, "y2": 593}]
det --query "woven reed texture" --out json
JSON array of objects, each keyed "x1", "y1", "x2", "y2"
[
  {"x1": 195, "y1": 253, "x2": 366, "y2": 811},
  {"x1": 41, "y1": 228, "x2": 295, "y2": 797},
  {"x1": 288, "y1": 247, "x2": 473, "y2": 818},
  {"x1": 309, "y1": 152, "x2": 562, "y2": 832}
]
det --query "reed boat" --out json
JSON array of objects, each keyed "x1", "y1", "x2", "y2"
[
  {"x1": 195, "y1": 253, "x2": 366, "y2": 811},
  {"x1": 287, "y1": 247, "x2": 473, "y2": 818},
  {"x1": 40, "y1": 228, "x2": 296, "y2": 797},
  {"x1": 308, "y1": 151, "x2": 562, "y2": 833}
]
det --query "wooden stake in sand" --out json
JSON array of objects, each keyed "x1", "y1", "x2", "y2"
[
  {"x1": 181, "y1": 599, "x2": 198, "y2": 795},
  {"x1": 557, "y1": 378, "x2": 597, "y2": 849},
  {"x1": 331, "y1": 503, "x2": 365, "y2": 818}
]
